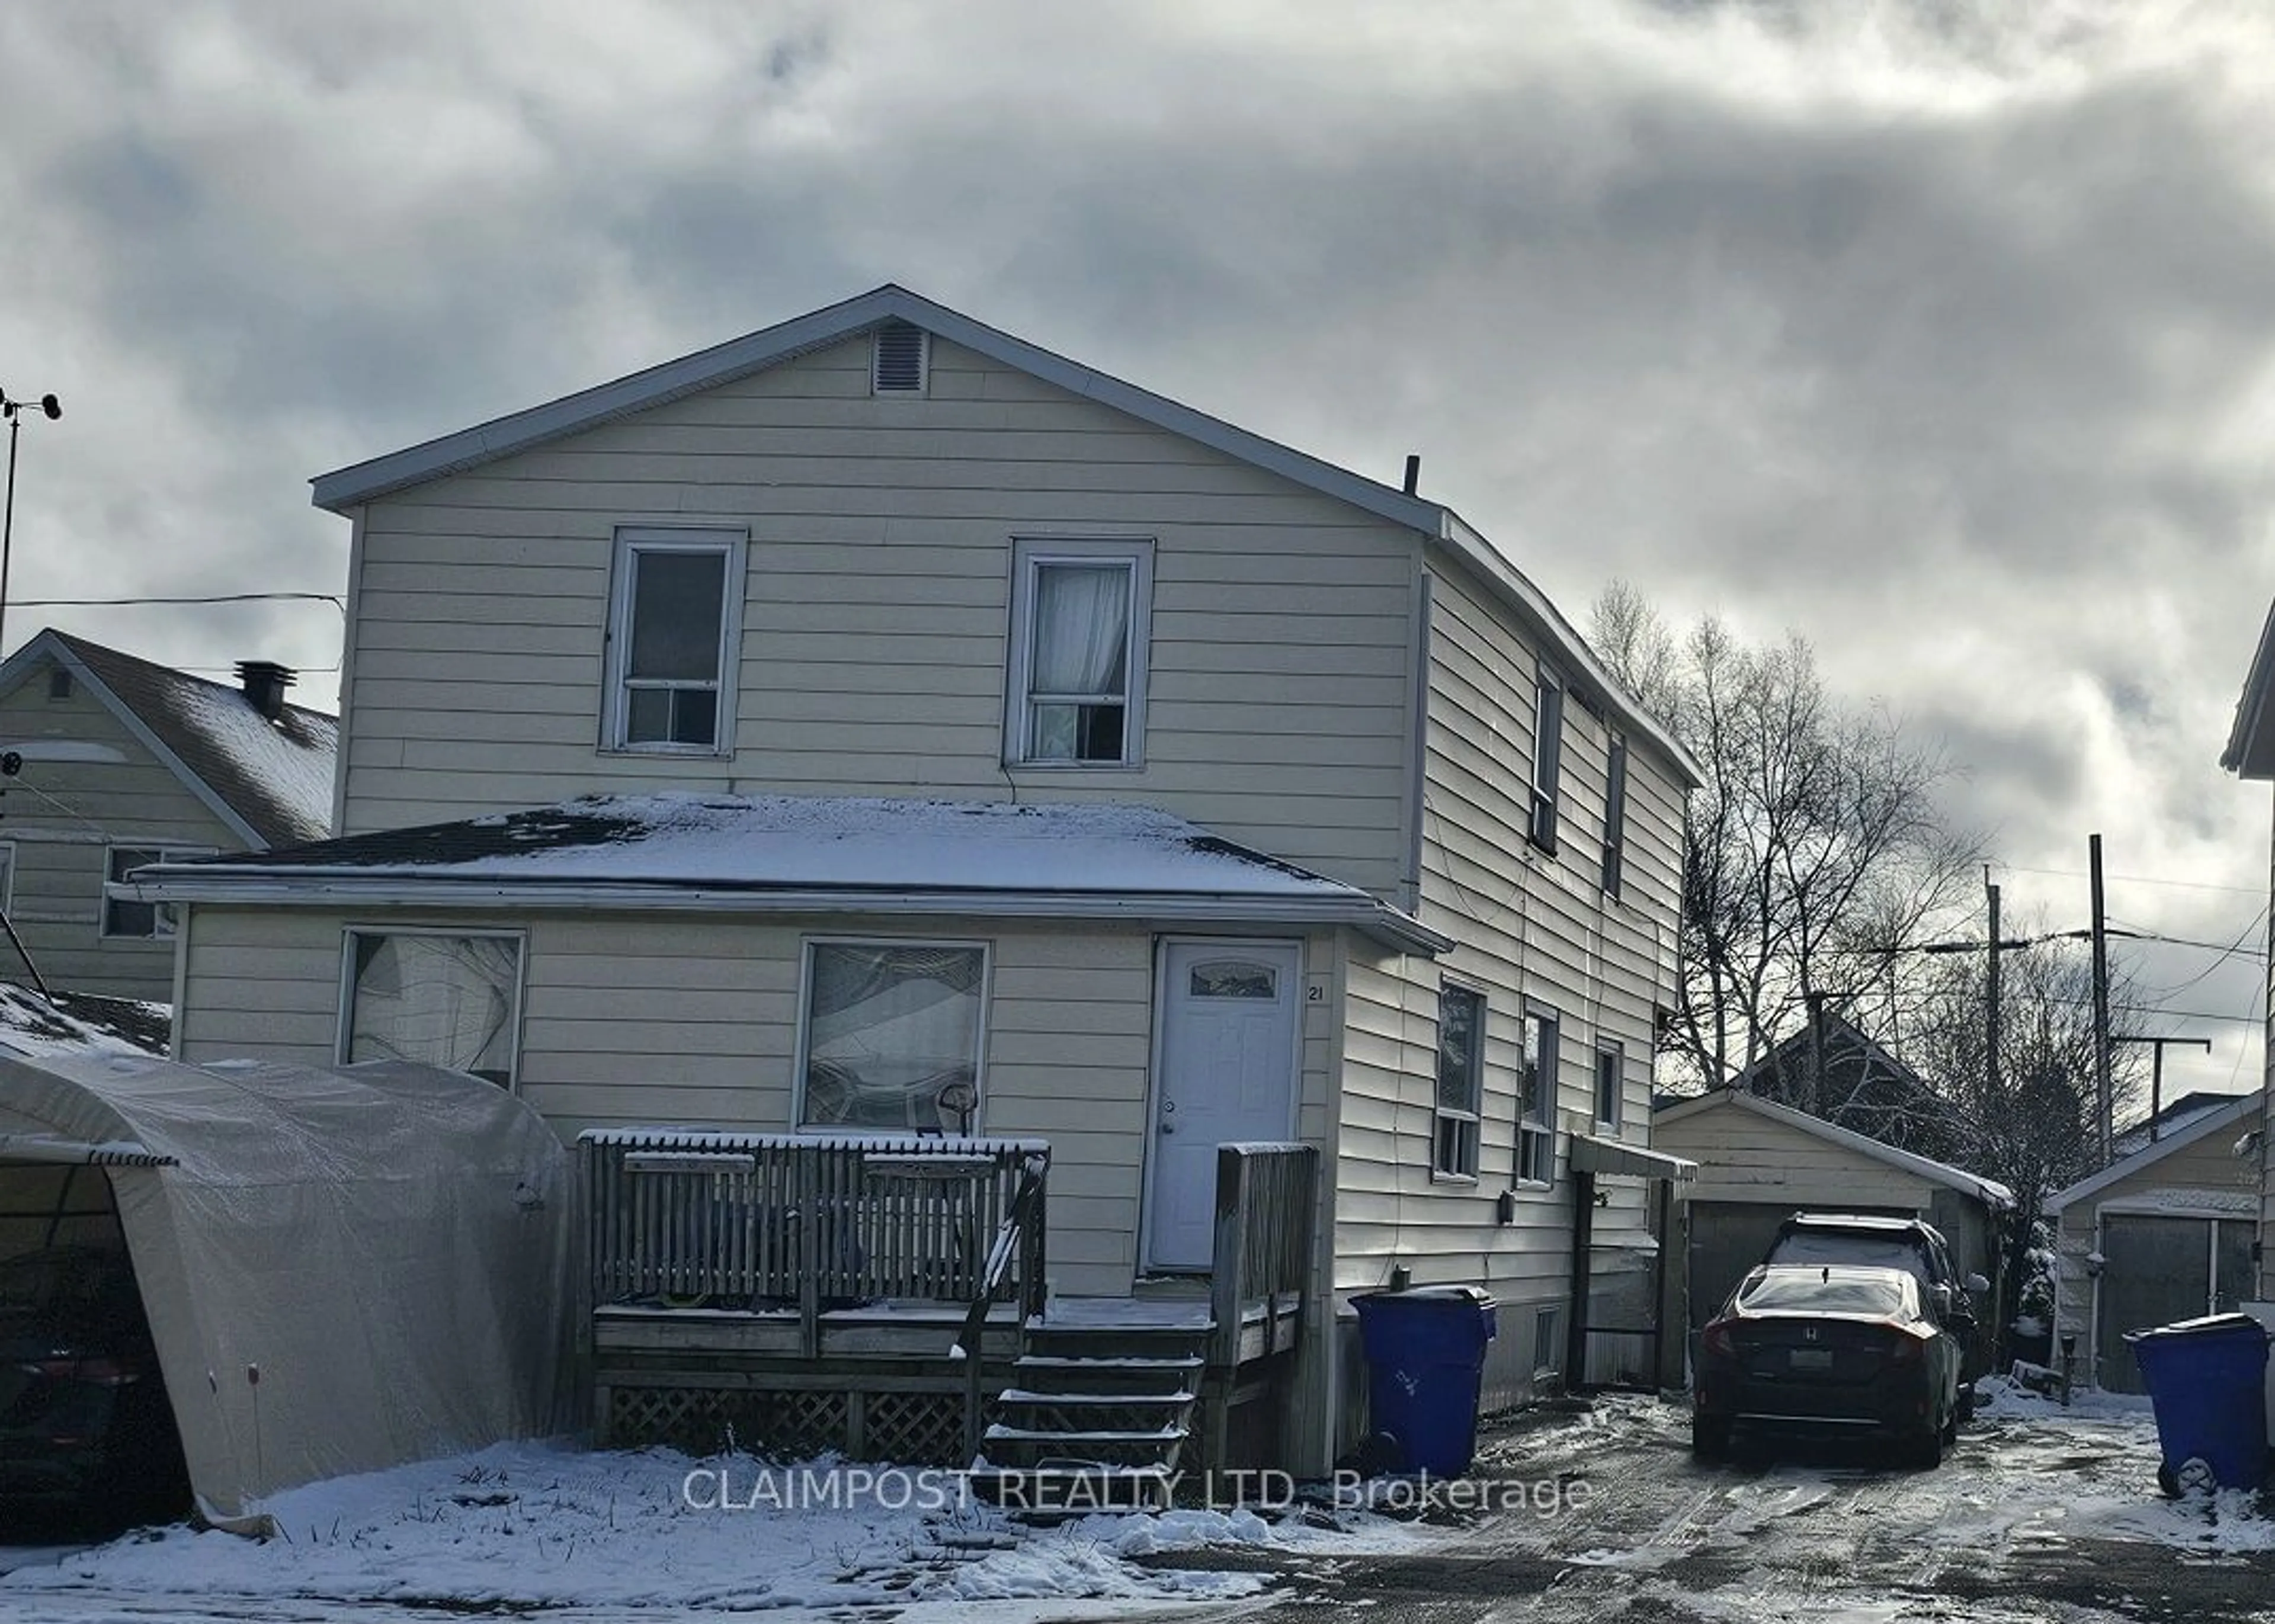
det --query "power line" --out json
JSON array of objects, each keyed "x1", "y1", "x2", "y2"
[
  {"x1": 14, "y1": 592, "x2": 344, "y2": 610},
  {"x1": 1988, "y1": 862, "x2": 2263, "y2": 898}
]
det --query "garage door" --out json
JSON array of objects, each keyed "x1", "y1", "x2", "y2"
[{"x1": 2094, "y1": 1214, "x2": 2256, "y2": 1393}]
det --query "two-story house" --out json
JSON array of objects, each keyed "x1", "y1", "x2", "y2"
[
  {"x1": 0, "y1": 630, "x2": 335, "y2": 1003},
  {"x1": 143, "y1": 286, "x2": 1699, "y2": 1476}
]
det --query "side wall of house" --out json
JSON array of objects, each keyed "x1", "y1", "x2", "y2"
[
  {"x1": 0, "y1": 669, "x2": 243, "y2": 1001},
  {"x1": 1329, "y1": 551, "x2": 1688, "y2": 1413},
  {"x1": 337, "y1": 333, "x2": 1419, "y2": 898},
  {"x1": 175, "y1": 903, "x2": 1346, "y2": 1305}
]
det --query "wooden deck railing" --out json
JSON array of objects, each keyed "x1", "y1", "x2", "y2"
[
  {"x1": 959, "y1": 1151, "x2": 1049, "y2": 1461},
  {"x1": 581, "y1": 1131, "x2": 1050, "y2": 1356},
  {"x1": 1209, "y1": 1142, "x2": 1317, "y2": 1368}
]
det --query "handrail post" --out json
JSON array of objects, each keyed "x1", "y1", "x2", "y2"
[
  {"x1": 1210, "y1": 1145, "x2": 1244, "y2": 1371},
  {"x1": 796, "y1": 1144, "x2": 821, "y2": 1360}
]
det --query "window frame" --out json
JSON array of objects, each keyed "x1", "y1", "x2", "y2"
[
  {"x1": 1594, "y1": 1039, "x2": 1624, "y2": 1130},
  {"x1": 793, "y1": 935, "x2": 992, "y2": 1135},
  {"x1": 101, "y1": 843, "x2": 214, "y2": 940},
  {"x1": 1602, "y1": 730, "x2": 1627, "y2": 897},
  {"x1": 1433, "y1": 981, "x2": 1485, "y2": 1181},
  {"x1": 601, "y1": 526, "x2": 747, "y2": 757},
  {"x1": 1004, "y1": 536, "x2": 1153, "y2": 769},
  {"x1": 1529, "y1": 665, "x2": 1564, "y2": 854},
  {"x1": 1518, "y1": 1006, "x2": 1560, "y2": 1186},
  {"x1": 335, "y1": 926, "x2": 527, "y2": 1089}
]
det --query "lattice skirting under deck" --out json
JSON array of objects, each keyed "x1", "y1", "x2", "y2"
[{"x1": 603, "y1": 1383, "x2": 970, "y2": 1465}]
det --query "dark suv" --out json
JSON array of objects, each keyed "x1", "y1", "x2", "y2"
[{"x1": 1760, "y1": 1214, "x2": 1992, "y2": 1412}]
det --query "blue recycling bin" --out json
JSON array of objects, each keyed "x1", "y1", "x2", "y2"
[
  {"x1": 2123, "y1": 1312, "x2": 2271, "y2": 1493},
  {"x1": 1351, "y1": 1285, "x2": 1498, "y2": 1476}
]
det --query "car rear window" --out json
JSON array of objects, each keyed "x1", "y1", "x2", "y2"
[
  {"x1": 1740, "y1": 1270, "x2": 1911, "y2": 1317},
  {"x1": 1767, "y1": 1233, "x2": 1930, "y2": 1279}
]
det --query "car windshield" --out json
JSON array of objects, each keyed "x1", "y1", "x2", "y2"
[{"x1": 1740, "y1": 1269, "x2": 1912, "y2": 1317}]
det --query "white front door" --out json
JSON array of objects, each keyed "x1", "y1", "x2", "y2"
[{"x1": 1145, "y1": 939, "x2": 1303, "y2": 1272}]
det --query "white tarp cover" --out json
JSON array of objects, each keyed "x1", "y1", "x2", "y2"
[{"x1": 0, "y1": 1050, "x2": 570, "y2": 1522}]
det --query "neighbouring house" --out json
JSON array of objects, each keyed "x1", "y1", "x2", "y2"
[
  {"x1": 2046, "y1": 1088, "x2": 2263, "y2": 1393},
  {"x1": 142, "y1": 284, "x2": 1702, "y2": 1479},
  {"x1": 0, "y1": 629, "x2": 336, "y2": 1003},
  {"x1": 2216, "y1": 606, "x2": 2275, "y2": 1305},
  {"x1": 1723, "y1": 1007, "x2": 1965, "y2": 1164},
  {"x1": 1651, "y1": 1087, "x2": 2012, "y2": 1333}
]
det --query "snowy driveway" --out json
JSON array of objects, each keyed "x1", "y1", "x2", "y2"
[
  {"x1": 3, "y1": 1383, "x2": 2270, "y2": 1622},
  {"x1": 1216, "y1": 1384, "x2": 2275, "y2": 1622}
]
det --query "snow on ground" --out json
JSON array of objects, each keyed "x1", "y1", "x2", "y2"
[{"x1": 0, "y1": 1439, "x2": 1440, "y2": 1623}]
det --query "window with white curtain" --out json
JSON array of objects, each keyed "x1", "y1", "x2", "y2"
[
  {"x1": 341, "y1": 930, "x2": 524, "y2": 1086},
  {"x1": 1007, "y1": 538, "x2": 1152, "y2": 766},
  {"x1": 798, "y1": 940, "x2": 987, "y2": 1133},
  {"x1": 604, "y1": 527, "x2": 745, "y2": 753}
]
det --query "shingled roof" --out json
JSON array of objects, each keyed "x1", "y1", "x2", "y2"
[{"x1": 0, "y1": 630, "x2": 337, "y2": 848}]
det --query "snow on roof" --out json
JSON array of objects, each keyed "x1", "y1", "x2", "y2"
[
  {"x1": 143, "y1": 793, "x2": 1450, "y2": 949},
  {"x1": 7, "y1": 631, "x2": 338, "y2": 846},
  {"x1": 0, "y1": 980, "x2": 167, "y2": 1061}
]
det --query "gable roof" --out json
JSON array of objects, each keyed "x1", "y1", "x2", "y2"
[
  {"x1": 2047, "y1": 1087, "x2": 2263, "y2": 1214},
  {"x1": 1653, "y1": 1086, "x2": 2016, "y2": 1208},
  {"x1": 0, "y1": 630, "x2": 338, "y2": 848},
  {"x1": 2222, "y1": 596, "x2": 2275, "y2": 776},
  {"x1": 310, "y1": 284, "x2": 1699, "y2": 791},
  {"x1": 133, "y1": 791, "x2": 1453, "y2": 954}
]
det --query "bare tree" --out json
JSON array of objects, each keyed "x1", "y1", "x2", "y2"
[{"x1": 1591, "y1": 583, "x2": 1982, "y2": 1095}]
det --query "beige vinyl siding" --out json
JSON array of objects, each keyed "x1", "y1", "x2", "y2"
[
  {"x1": 1652, "y1": 1103, "x2": 1936, "y2": 1211},
  {"x1": 178, "y1": 903, "x2": 1341, "y2": 1298},
  {"x1": 338, "y1": 335, "x2": 1418, "y2": 896},
  {"x1": 0, "y1": 673, "x2": 242, "y2": 1001}
]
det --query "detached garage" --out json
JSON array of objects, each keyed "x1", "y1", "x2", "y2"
[
  {"x1": 1652, "y1": 1089, "x2": 2013, "y2": 1330},
  {"x1": 2048, "y1": 1089, "x2": 2263, "y2": 1393},
  {"x1": 0, "y1": 1051, "x2": 572, "y2": 1523}
]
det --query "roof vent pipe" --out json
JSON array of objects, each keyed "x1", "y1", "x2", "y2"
[
  {"x1": 236, "y1": 660, "x2": 295, "y2": 721},
  {"x1": 1403, "y1": 454, "x2": 1421, "y2": 496}
]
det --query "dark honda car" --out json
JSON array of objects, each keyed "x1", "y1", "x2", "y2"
[
  {"x1": 0, "y1": 1244, "x2": 190, "y2": 1525},
  {"x1": 1693, "y1": 1263, "x2": 1963, "y2": 1468}
]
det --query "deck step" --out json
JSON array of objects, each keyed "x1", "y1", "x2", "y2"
[
  {"x1": 996, "y1": 1388, "x2": 1195, "y2": 1407},
  {"x1": 965, "y1": 1463, "x2": 1175, "y2": 1516},
  {"x1": 985, "y1": 1424, "x2": 1189, "y2": 1444}
]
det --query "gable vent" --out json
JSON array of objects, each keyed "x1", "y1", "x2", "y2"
[{"x1": 871, "y1": 320, "x2": 928, "y2": 396}]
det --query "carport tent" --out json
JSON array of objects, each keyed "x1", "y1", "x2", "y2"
[{"x1": 0, "y1": 1051, "x2": 570, "y2": 1523}]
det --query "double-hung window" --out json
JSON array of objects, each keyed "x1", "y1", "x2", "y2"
[
  {"x1": 1530, "y1": 665, "x2": 1564, "y2": 853},
  {"x1": 102, "y1": 845, "x2": 212, "y2": 939},
  {"x1": 1434, "y1": 983, "x2": 1483, "y2": 1178},
  {"x1": 339, "y1": 929, "x2": 524, "y2": 1087},
  {"x1": 1518, "y1": 1007, "x2": 1559, "y2": 1185},
  {"x1": 1007, "y1": 538, "x2": 1152, "y2": 766},
  {"x1": 1594, "y1": 1040, "x2": 1623, "y2": 1129},
  {"x1": 604, "y1": 527, "x2": 745, "y2": 753},
  {"x1": 798, "y1": 939, "x2": 988, "y2": 1134},
  {"x1": 1602, "y1": 731, "x2": 1627, "y2": 897}
]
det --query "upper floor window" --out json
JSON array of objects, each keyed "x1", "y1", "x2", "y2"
[
  {"x1": 339, "y1": 929, "x2": 524, "y2": 1087},
  {"x1": 103, "y1": 845, "x2": 213, "y2": 939},
  {"x1": 1594, "y1": 1039, "x2": 1623, "y2": 1129},
  {"x1": 1518, "y1": 1007, "x2": 1559, "y2": 1185},
  {"x1": 604, "y1": 528, "x2": 745, "y2": 755},
  {"x1": 799, "y1": 939, "x2": 988, "y2": 1134},
  {"x1": 1007, "y1": 538, "x2": 1152, "y2": 767},
  {"x1": 1529, "y1": 665, "x2": 1564, "y2": 853},
  {"x1": 1434, "y1": 983, "x2": 1483, "y2": 1179},
  {"x1": 1603, "y1": 731, "x2": 1627, "y2": 897}
]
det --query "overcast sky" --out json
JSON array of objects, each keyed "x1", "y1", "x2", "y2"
[{"x1": 1, "y1": 1, "x2": 2268, "y2": 1104}]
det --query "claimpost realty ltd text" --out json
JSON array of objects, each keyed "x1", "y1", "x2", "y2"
[{"x1": 681, "y1": 1463, "x2": 1593, "y2": 1517}]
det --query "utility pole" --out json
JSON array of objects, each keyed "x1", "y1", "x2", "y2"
[
  {"x1": 1985, "y1": 870, "x2": 2002, "y2": 1104},
  {"x1": 2089, "y1": 834, "x2": 2113, "y2": 1167},
  {"x1": 2114, "y1": 1035, "x2": 2213, "y2": 1143}
]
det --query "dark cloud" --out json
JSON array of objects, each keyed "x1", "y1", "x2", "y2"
[{"x1": 0, "y1": 0, "x2": 2267, "y2": 1097}]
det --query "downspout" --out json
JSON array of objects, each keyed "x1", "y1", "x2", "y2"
[{"x1": 1565, "y1": 1170, "x2": 1595, "y2": 1392}]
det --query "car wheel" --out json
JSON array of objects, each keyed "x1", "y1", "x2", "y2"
[
  {"x1": 1908, "y1": 1421, "x2": 1944, "y2": 1470},
  {"x1": 1691, "y1": 1414, "x2": 1732, "y2": 1460}
]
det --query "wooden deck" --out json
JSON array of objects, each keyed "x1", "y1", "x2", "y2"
[{"x1": 580, "y1": 1133, "x2": 1317, "y2": 1469}]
